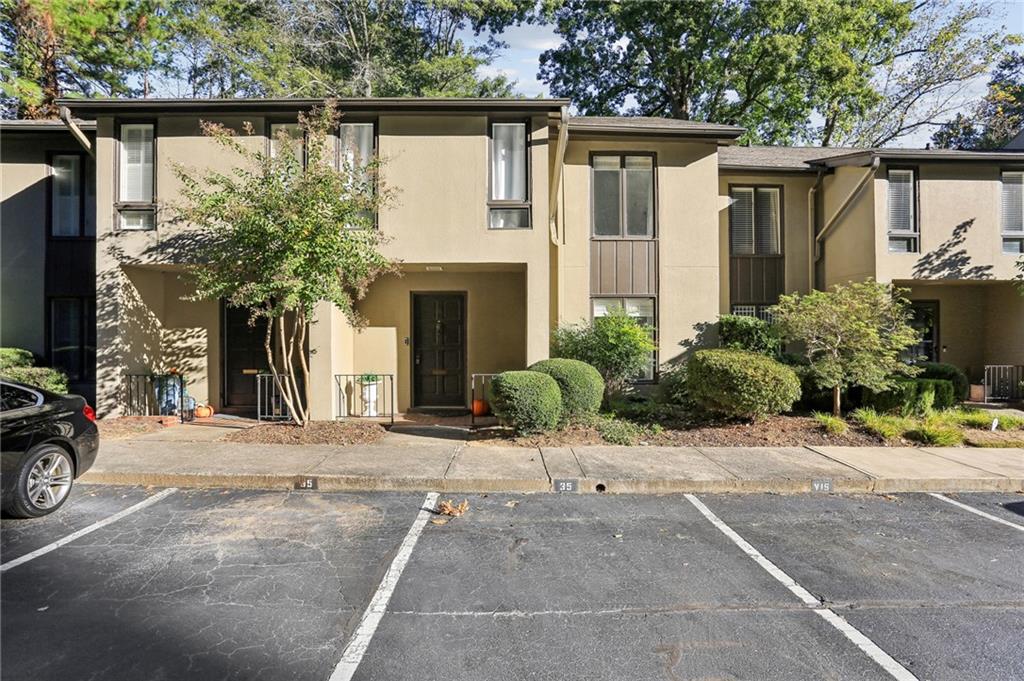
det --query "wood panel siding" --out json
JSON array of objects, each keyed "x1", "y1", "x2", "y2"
[
  {"x1": 590, "y1": 240, "x2": 657, "y2": 295},
  {"x1": 729, "y1": 255, "x2": 784, "y2": 304}
]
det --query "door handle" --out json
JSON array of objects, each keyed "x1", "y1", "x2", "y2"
[{"x1": 415, "y1": 352, "x2": 421, "y2": 366}]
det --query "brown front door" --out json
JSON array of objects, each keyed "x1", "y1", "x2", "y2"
[
  {"x1": 223, "y1": 305, "x2": 267, "y2": 409},
  {"x1": 412, "y1": 293, "x2": 466, "y2": 407}
]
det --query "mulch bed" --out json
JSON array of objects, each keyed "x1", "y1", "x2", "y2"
[
  {"x1": 98, "y1": 416, "x2": 171, "y2": 440},
  {"x1": 220, "y1": 420, "x2": 386, "y2": 446},
  {"x1": 963, "y1": 430, "x2": 1024, "y2": 448}
]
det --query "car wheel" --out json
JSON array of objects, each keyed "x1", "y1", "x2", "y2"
[{"x1": 3, "y1": 445, "x2": 75, "y2": 518}]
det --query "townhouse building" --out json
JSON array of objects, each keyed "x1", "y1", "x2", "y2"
[{"x1": 1, "y1": 97, "x2": 1021, "y2": 418}]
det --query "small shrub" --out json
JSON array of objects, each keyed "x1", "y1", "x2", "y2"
[
  {"x1": 905, "y1": 418, "x2": 965, "y2": 446},
  {"x1": 656, "y1": 362, "x2": 691, "y2": 408},
  {"x1": 917, "y1": 362, "x2": 968, "y2": 401},
  {"x1": 718, "y1": 314, "x2": 782, "y2": 356},
  {"x1": 527, "y1": 358, "x2": 603, "y2": 421},
  {"x1": 0, "y1": 348, "x2": 35, "y2": 369},
  {"x1": 0, "y1": 366, "x2": 69, "y2": 394},
  {"x1": 850, "y1": 408, "x2": 911, "y2": 441},
  {"x1": 918, "y1": 378, "x2": 955, "y2": 411},
  {"x1": 812, "y1": 411, "x2": 849, "y2": 436},
  {"x1": 550, "y1": 307, "x2": 655, "y2": 399},
  {"x1": 489, "y1": 371, "x2": 562, "y2": 435},
  {"x1": 864, "y1": 378, "x2": 955, "y2": 415},
  {"x1": 593, "y1": 415, "x2": 647, "y2": 446},
  {"x1": 687, "y1": 349, "x2": 800, "y2": 420}
]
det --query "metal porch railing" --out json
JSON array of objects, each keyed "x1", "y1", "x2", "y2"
[
  {"x1": 984, "y1": 365, "x2": 1024, "y2": 402},
  {"x1": 335, "y1": 374, "x2": 395, "y2": 424},
  {"x1": 122, "y1": 373, "x2": 195, "y2": 422},
  {"x1": 470, "y1": 373, "x2": 499, "y2": 426},
  {"x1": 257, "y1": 373, "x2": 293, "y2": 422}
]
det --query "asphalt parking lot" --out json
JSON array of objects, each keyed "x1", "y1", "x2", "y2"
[{"x1": 2, "y1": 485, "x2": 1022, "y2": 680}]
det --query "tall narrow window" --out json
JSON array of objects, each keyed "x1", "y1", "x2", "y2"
[
  {"x1": 489, "y1": 122, "x2": 529, "y2": 229},
  {"x1": 49, "y1": 297, "x2": 96, "y2": 382},
  {"x1": 592, "y1": 297, "x2": 656, "y2": 380},
  {"x1": 592, "y1": 154, "x2": 654, "y2": 238},
  {"x1": 119, "y1": 123, "x2": 155, "y2": 230},
  {"x1": 339, "y1": 122, "x2": 376, "y2": 228},
  {"x1": 270, "y1": 122, "x2": 303, "y2": 160},
  {"x1": 887, "y1": 168, "x2": 917, "y2": 252},
  {"x1": 51, "y1": 154, "x2": 81, "y2": 236},
  {"x1": 729, "y1": 186, "x2": 780, "y2": 255},
  {"x1": 1001, "y1": 171, "x2": 1024, "y2": 254}
]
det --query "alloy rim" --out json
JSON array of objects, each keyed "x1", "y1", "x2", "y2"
[{"x1": 26, "y1": 452, "x2": 72, "y2": 510}]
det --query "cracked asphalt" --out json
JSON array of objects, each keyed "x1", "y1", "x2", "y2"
[{"x1": 2, "y1": 486, "x2": 1022, "y2": 680}]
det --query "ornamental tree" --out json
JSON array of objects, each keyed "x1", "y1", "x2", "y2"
[
  {"x1": 172, "y1": 100, "x2": 396, "y2": 426},
  {"x1": 773, "y1": 281, "x2": 921, "y2": 416}
]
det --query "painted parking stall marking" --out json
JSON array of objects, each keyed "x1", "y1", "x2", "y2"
[
  {"x1": 928, "y1": 492, "x2": 1024, "y2": 532},
  {"x1": 684, "y1": 493, "x2": 918, "y2": 681},
  {"x1": 330, "y1": 491, "x2": 439, "y2": 681},
  {"x1": 0, "y1": 488, "x2": 178, "y2": 573}
]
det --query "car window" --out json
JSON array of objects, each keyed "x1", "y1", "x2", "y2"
[{"x1": 0, "y1": 384, "x2": 41, "y2": 412}]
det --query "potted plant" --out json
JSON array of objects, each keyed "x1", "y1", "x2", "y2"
[{"x1": 360, "y1": 374, "x2": 380, "y2": 417}]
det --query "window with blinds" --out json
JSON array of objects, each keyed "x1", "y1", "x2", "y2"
[
  {"x1": 118, "y1": 123, "x2": 155, "y2": 230},
  {"x1": 51, "y1": 155, "x2": 81, "y2": 237},
  {"x1": 489, "y1": 122, "x2": 530, "y2": 229},
  {"x1": 729, "y1": 186, "x2": 780, "y2": 255},
  {"x1": 1002, "y1": 171, "x2": 1024, "y2": 254},
  {"x1": 887, "y1": 168, "x2": 917, "y2": 252}
]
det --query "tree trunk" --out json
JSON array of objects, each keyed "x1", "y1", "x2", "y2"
[
  {"x1": 264, "y1": 316, "x2": 301, "y2": 425},
  {"x1": 832, "y1": 385, "x2": 842, "y2": 417}
]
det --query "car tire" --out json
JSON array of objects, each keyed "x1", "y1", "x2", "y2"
[{"x1": 3, "y1": 444, "x2": 75, "y2": 519}]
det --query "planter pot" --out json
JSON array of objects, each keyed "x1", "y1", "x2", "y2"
[
  {"x1": 472, "y1": 398, "x2": 490, "y2": 417},
  {"x1": 362, "y1": 383, "x2": 379, "y2": 417},
  {"x1": 969, "y1": 383, "x2": 985, "y2": 402}
]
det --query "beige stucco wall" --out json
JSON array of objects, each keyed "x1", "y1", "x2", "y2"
[
  {"x1": 821, "y1": 165, "x2": 877, "y2": 289},
  {"x1": 560, "y1": 139, "x2": 721, "y2": 368},
  {"x1": 355, "y1": 269, "x2": 527, "y2": 412},
  {"x1": 983, "y1": 283, "x2": 1024, "y2": 369}
]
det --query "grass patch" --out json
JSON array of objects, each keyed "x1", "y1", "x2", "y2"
[
  {"x1": 812, "y1": 411, "x2": 848, "y2": 436},
  {"x1": 578, "y1": 414, "x2": 659, "y2": 446},
  {"x1": 937, "y1": 408, "x2": 1024, "y2": 432},
  {"x1": 904, "y1": 417, "x2": 965, "y2": 446},
  {"x1": 849, "y1": 408, "x2": 912, "y2": 441}
]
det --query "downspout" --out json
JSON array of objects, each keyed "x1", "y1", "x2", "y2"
[
  {"x1": 548, "y1": 106, "x2": 569, "y2": 246},
  {"x1": 814, "y1": 157, "x2": 879, "y2": 266},
  {"x1": 807, "y1": 168, "x2": 825, "y2": 291},
  {"x1": 59, "y1": 106, "x2": 94, "y2": 157}
]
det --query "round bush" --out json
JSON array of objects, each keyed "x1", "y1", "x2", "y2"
[
  {"x1": 687, "y1": 349, "x2": 800, "y2": 419},
  {"x1": 489, "y1": 371, "x2": 563, "y2": 435},
  {"x1": 917, "y1": 362, "x2": 968, "y2": 401},
  {"x1": 527, "y1": 358, "x2": 603, "y2": 420}
]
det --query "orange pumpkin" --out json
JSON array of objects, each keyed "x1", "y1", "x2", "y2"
[
  {"x1": 472, "y1": 398, "x2": 490, "y2": 417},
  {"x1": 195, "y1": 405, "x2": 214, "y2": 419}
]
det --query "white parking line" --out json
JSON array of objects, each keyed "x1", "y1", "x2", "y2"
[
  {"x1": 1, "y1": 488, "x2": 178, "y2": 573},
  {"x1": 329, "y1": 492, "x2": 439, "y2": 681},
  {"x1": 684, "y1": 494, "x2": 918, "y2": 681},
  {"x1": 928, "y1": 493, "x2": 1024, "y2": 532}
]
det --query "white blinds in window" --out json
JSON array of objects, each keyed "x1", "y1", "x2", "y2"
[
  {"x1": 730, "y1": 188, "x2": 754, "y2": 255},
  {"x1": 491, "y1": 123, "x2": 526, "y2": 201},
  {"x1": 755, "y1": 187, "x2": 780, "y2": 254},
  {"x1": 1002, "y1": 172, "x2": 1024, "y2": 234},
  {"x1": 52, "y1": 155, "x2": 80, "y2": 236},
  {"x1": 887, "y1": 169, "x2": 915, "y2": 233},
  {"x1": 120, "y1": 124, "x2": 153, "y2": 202}
]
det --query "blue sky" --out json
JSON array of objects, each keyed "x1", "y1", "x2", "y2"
[{"x1": 472, "y1": 2, "x2": 1024, "y2": 145}]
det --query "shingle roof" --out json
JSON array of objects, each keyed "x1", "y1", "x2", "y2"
[
  {"x1": 718, "y1": 145, "x2": 865, "y2": 172},
  {"x1": 569, "y1": 116, "x2": 744, "y2": 140}
]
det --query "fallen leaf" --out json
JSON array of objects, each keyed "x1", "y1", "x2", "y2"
[
  {"x1": 437, "y1": 499, "x2": 469, "y2": 517},
  {"x1": 504, "y1": 501, "x2": 519, "y2": 508},
  {"x1": 430, "y1": 517, "x2": 450, "y2": 526}
]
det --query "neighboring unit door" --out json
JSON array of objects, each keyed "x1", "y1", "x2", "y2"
[
  {"x1": 412, "y1": 293, "x2": 466, "y2": 407},
  {"x1": 223, "y1": 305, "x2": 267, "y2": 408}
]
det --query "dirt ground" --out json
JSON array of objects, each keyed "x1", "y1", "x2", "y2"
[
  {"x1": 220, "y1": 420, "x2": 386, "y2": 445},
  {"x1": 97, "y1": 416, "x2": 170, "y2": 440}
]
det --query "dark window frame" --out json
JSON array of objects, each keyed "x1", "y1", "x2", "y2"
[
  {"x1": 589, "y1": 151, "x2": 658, "y2": 240},
  {"x1": 46, "y1": 150, "x2": 94, "y2": 239},
  {"x1": 47, "y1": 295, "x2": 96, "y2": 383},
  {"x1": 589, "y1": 295, "x2": 659, "y2": 383},
  {"x1": 727, "y1": 183, "x2": 785, "y2": 257},
  {"x1": 886, "y1": 165, "x2": 920, "y2": 254},
  {"x1": 1000, "y1": 168, "x2": 1024, "y2": 255},
  {"x1": 336, "y1": 117, "x2": 379, "y2": 230},
  {"x1": 907, "y1": 299, "x2": 940, "y2": 363},
  {"x1": 113, "y1": 118, "x2": 158, "y2": 231},
  {"x1": 487, "y1": 118, "x2": 532, "y2": 230},
  {"x1": 266, "y1": 117, "x2": 307, "y2": 166}
]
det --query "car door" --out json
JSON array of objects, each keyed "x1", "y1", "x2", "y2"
[{"x1": 0, "y1": 383, "x2": 47, "y2": 491}]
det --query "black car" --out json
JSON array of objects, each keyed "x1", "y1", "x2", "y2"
[{"x1": 0, "y1": 380, "x2": 99, "y2": 518}]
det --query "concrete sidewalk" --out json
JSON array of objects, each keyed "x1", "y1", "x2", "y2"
[{"x1": 81, "y1": 437, "x2": 1024, "y2": 494}]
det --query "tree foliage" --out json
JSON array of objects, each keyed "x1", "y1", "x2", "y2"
[
  {"x1": 933, "y1": 52, "x2": 1024, "y2": 149},
  {"x1": 172, "y1": 101, "x2": 396, "y2": 425},
  {"x1": 773, "y1": 281, "x2": 921, "y2": 416}
]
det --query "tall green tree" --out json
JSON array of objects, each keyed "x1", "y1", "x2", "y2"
[
  {"x1": 0, "y1": 0, "x2": 171, "y2": 118},
  {"x1": 172, "y1": 102, "x2": 396, "y2": 425},
  {"x1": 933, "y1": 52, "x2": 1024, "y2": 149}
]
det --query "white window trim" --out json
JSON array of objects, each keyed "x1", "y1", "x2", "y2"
[
  {"x1": 886, "y1": 168, "x2": 918, "y2": 253},
  {"x1": 1001, "y1": 171, "x2": 1024, "y2": 254}
]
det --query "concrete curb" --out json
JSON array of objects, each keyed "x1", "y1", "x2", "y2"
[{"x1": 80, "y1": 470, "x2": 1024, "y2": 495}]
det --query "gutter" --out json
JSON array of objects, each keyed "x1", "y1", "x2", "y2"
[
  {"x1": 59, "y1": 106, "x2": 94, "y2": 157},
  {"x1": 807, "y1": 167, "x2": 825, "y2": 290},
  {"x1": 548, "y1": 105, "x2": 569, "y2": 246},
  {"x1": 814, "y1": 157, "x2": 879, "y2": 261}
]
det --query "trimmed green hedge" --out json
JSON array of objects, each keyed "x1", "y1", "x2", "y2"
[
  {"x1": 917, "y1": 362, "x2": 968, "y2": 401},
  {"x1": 864, "y1": 377, "x2": 955, "y2": 415},
  {"x1": 0, "y1": 366, "x2": 69, "y2": 394},
  {"x1": 489, "y1": 371, "x2": 563, "y2": 435},
  {"x1": 0, "y1": 347, "x2": 34, "y2": 370},
  {"x1": 687, "y1": 349, "x2": 801, "y2": 419},
  {"x1": 527, "y1": 358, "x2": 603, "y2": 421},
  {"x1": 718, "y1": 314, "x2": 782, "y2": 356}
]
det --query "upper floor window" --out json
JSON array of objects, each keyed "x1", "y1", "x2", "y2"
[
  {"x1": 887, "y1": 168, "x2": 917, "y2": 252},
  {"x1": 489, "y1": 121, "x2": 530, "y2": 229},
  {"x1": 118, "y1": 122, "x2": 155, "y2": 230},
  {"x1": 339, "y1": 122, "x2": 376, "y2": 228},
  {"x1": 1001, "y1": 171, "x2": 1024, "y2": 254},
  {"x1": 269, "y1": 122, "x2": 303, "y2": 160},
  {"x1": 729, "y1": 186, "x2": 780, "y2": 255},
  {"x1": 592, "y1": 154, "x2": 654, "y2": 238},
  {"x1": 51, "y1": 154, "x2": 94, "y2": 237}
]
